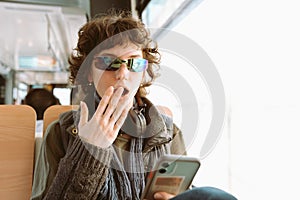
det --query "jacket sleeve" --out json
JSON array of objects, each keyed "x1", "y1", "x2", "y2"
[{"x1": 31, "y1": 121, "x2": 113, "y2": 200}]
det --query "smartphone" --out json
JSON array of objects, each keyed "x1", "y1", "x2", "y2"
[{"x1": 141, "y1": 155, "x2": 201, "y2": 200}]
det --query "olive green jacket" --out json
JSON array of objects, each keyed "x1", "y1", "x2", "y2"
[{"x1": 31, "y1": 99, "x2": 186, "y2": 199}]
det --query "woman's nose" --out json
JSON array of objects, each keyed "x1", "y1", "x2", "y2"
[{"x1": 115, "y1": 63, "x2": 129, "y2": 80}]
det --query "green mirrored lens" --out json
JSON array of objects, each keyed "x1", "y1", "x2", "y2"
[
  {"x1": 131, "y1": 58, "x2": 148, "y2": 72},
  {"x1": 94, "y1": 56, "x2": 115, "y2": 70},
  {"x1": 95, "y1": 57, "x2": 147, "y2": 72}
]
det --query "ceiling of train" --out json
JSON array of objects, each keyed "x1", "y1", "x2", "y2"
[{"x1": 0, "y1": 1, "x2": 87, "y2": 74}]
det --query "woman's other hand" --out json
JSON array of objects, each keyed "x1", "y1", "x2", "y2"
[{"x1": 153, "y1": 192, "x2": 175, "y2": 200}]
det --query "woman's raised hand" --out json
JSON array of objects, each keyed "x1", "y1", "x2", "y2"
[{"x1": 78, "y1": 86, "x2": 132, "y2": 148}]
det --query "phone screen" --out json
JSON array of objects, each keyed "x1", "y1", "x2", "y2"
[{"x1": 141, "y1": 155, "x2": 201, "y2": 200}]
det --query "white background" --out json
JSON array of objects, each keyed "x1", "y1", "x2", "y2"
[{"x1": 149, "y1": 0, "x2": 300, "y2": 199}]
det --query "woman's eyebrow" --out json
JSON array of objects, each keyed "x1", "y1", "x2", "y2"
[
  {"x1": 99, "y1": 53, "x2": 116, "y2": 57},
  {"x1": 99, "y1": 51, "x2": 142, "y2": 58},
  {"x1": 128, "y1": 54, "x2": 142, "y2": 58}
]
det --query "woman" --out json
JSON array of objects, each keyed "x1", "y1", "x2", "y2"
[{"x1": 31, "y1": 9, "x2": 237, "y2": 200}]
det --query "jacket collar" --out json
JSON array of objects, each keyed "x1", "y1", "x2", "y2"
[{"x1": 133, "y1": 97, "x2": 173, "y2": 148}]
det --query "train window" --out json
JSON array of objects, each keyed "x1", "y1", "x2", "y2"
[
  {"x1": 142, "y1": 0, "x2": 186, "y2": 28},
  {"x1": 18, "y1": 56, "x2": 58, "y2": 71}
]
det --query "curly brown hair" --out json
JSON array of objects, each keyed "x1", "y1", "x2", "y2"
[{"x1": 68, "y1": 9, "x2": 161, "y2": 97}]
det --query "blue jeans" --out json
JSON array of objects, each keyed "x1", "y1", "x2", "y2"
[{"x1": 171, "y1": 187, "x2": 238, "y2": 200}]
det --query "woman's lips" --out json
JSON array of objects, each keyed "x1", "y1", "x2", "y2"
[
  {"x1": 114, "y1": 87, "x2": 129, "y2": 96},
  {"x1": 122, "y1": 88, "x2": 129, "y2": 96}
]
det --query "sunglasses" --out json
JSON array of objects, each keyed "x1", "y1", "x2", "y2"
[{"x1": 94, "y1": 56, "x2": 148, "y2": 72}]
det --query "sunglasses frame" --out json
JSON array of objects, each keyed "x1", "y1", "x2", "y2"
[{"x1": 94, "y1": 56, "x2": 148, "y2": 72}]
